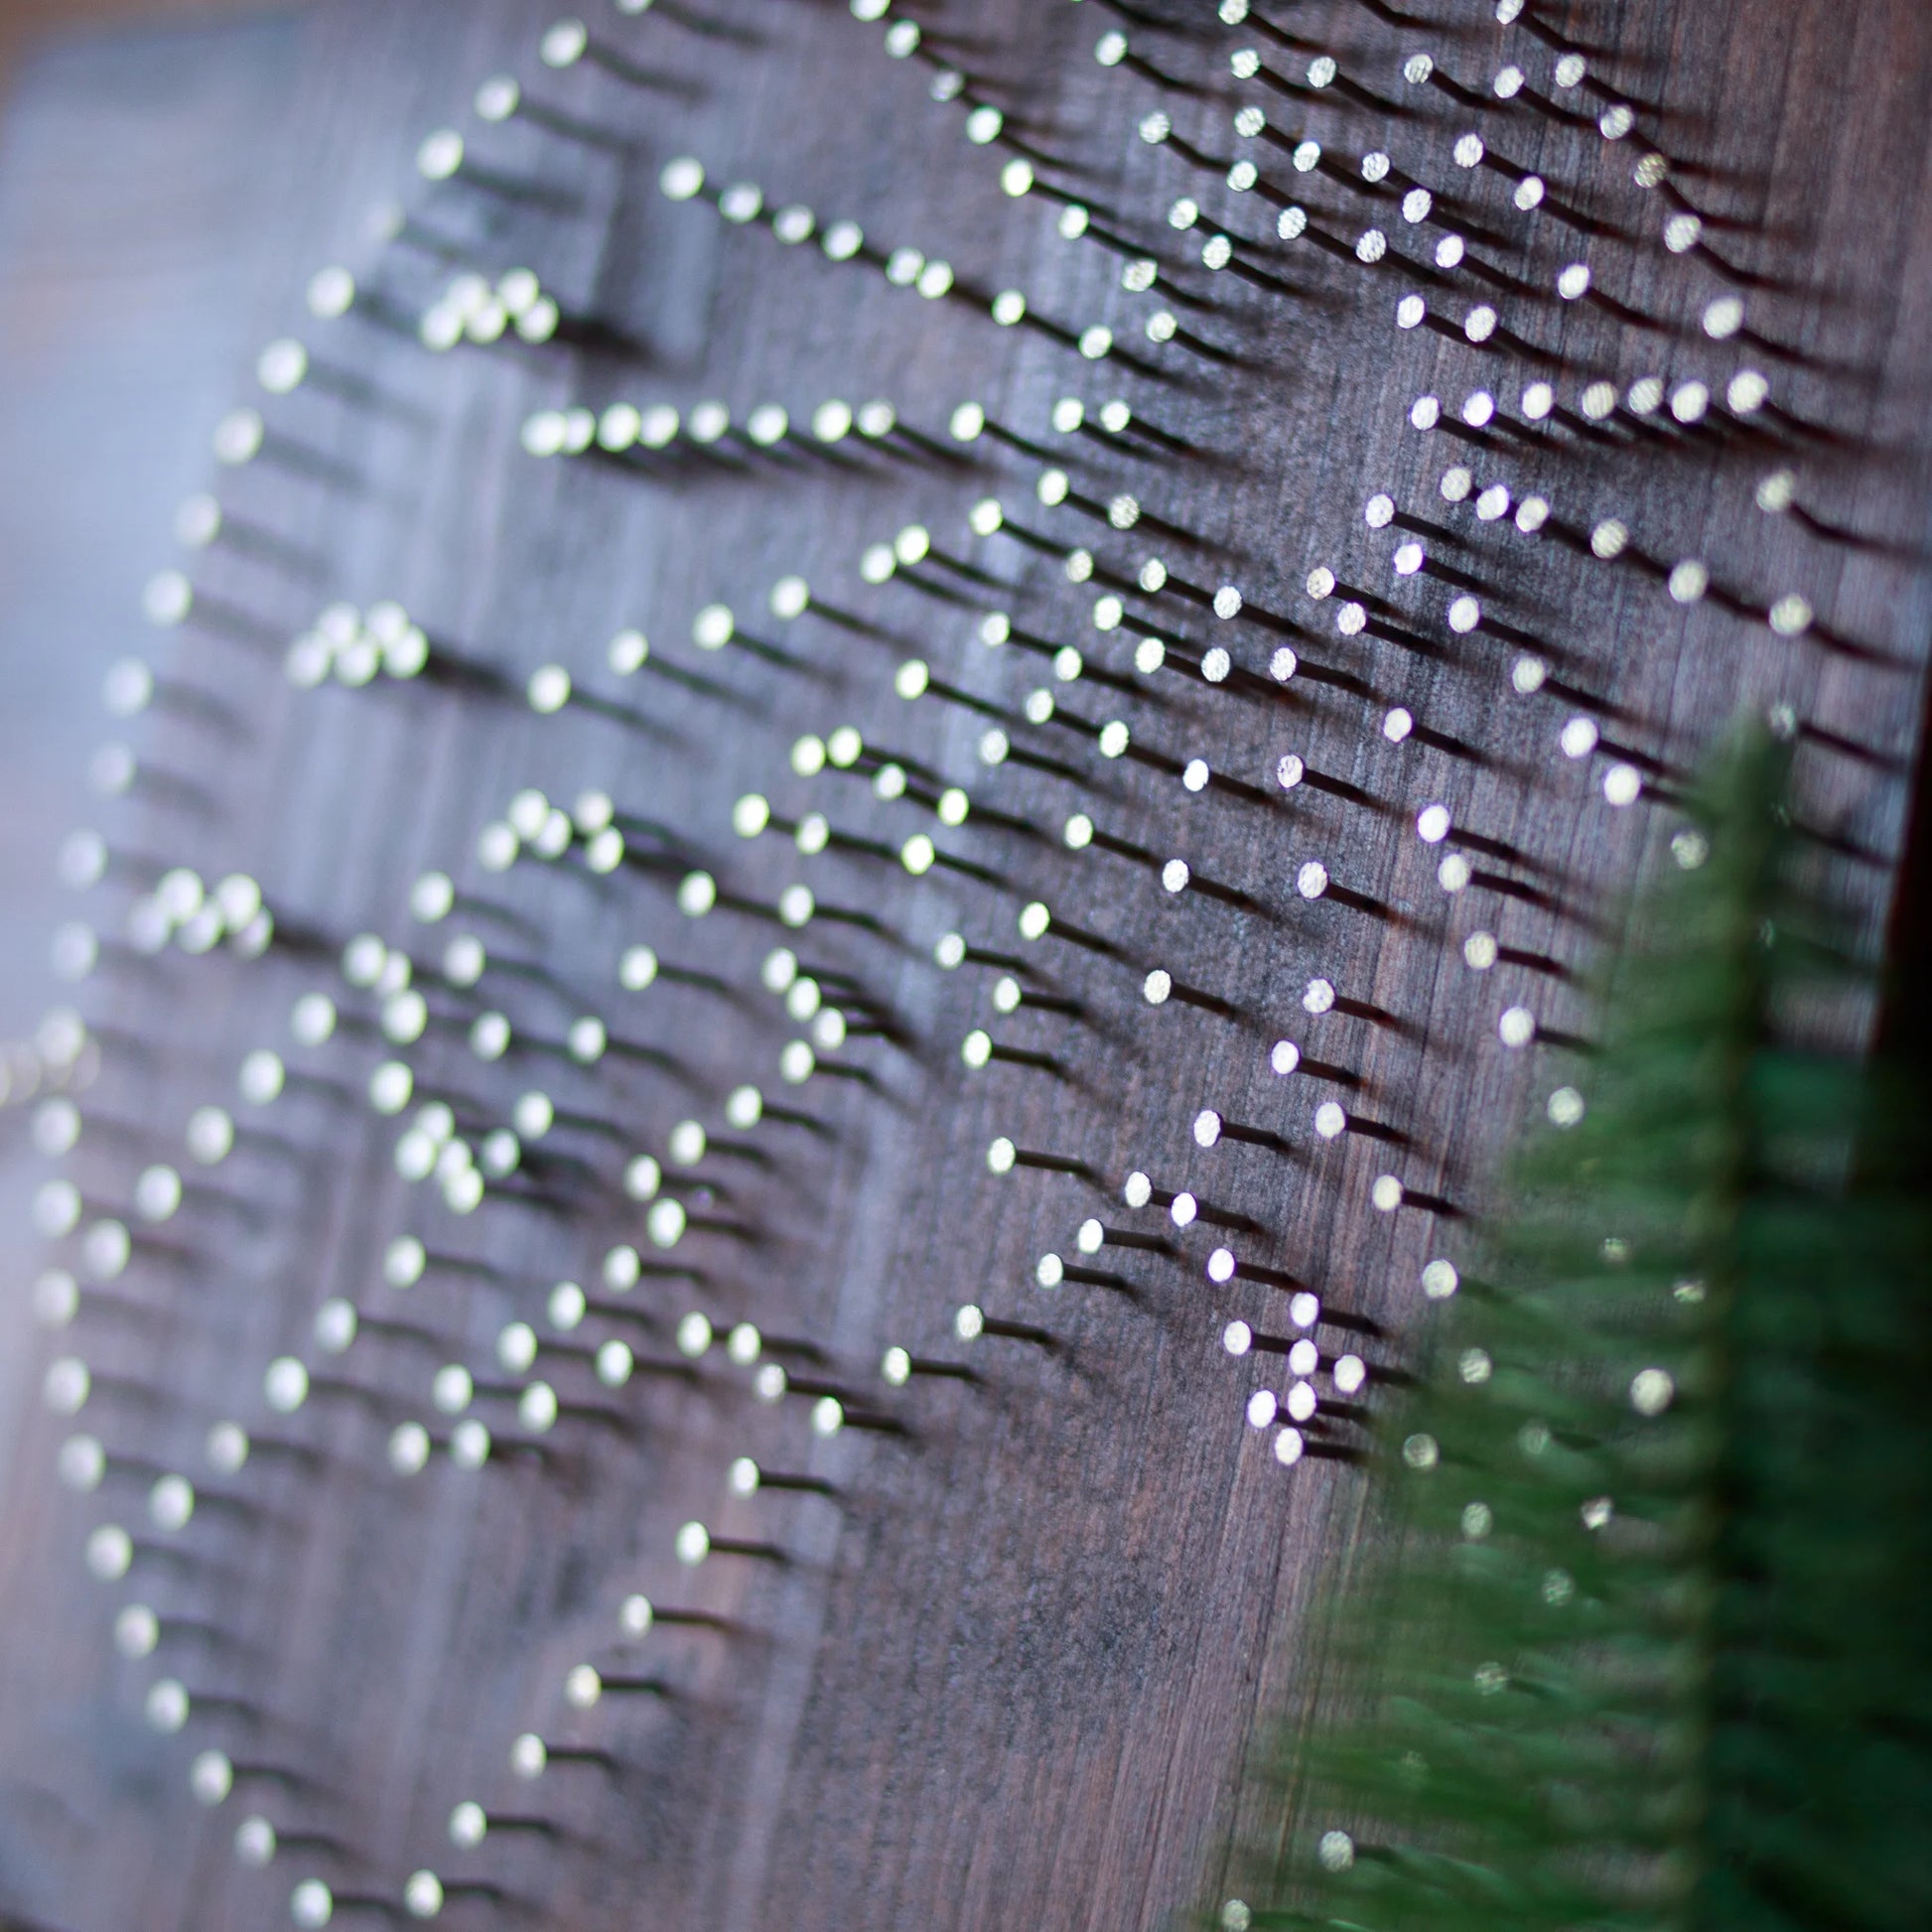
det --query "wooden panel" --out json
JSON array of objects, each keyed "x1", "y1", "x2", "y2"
[{"x1": 1, "y1": 2, "x2": 1929, "y2": 1928}]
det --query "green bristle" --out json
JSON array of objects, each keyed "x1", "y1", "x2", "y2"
[{"x1": 1224, "y1": 725, "x2": 1932, "y2": 1932}]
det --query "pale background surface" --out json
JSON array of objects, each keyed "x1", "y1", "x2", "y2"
[{"x1": 0, "y1": 7, "x2": 301, "y2": 1792}]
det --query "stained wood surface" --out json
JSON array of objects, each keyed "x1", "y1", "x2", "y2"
[{"x1": 2, "y1": 2, "x2": 1930, "y2": 1929}]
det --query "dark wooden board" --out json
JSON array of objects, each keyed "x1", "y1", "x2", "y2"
[{"x1": 2, "y1": 1, "x2": 1930, "y2": 1928}]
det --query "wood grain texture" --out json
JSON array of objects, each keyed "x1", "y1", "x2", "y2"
[{"x1": 2, "y1": 1, "x2": 1929, "y2": 1928}]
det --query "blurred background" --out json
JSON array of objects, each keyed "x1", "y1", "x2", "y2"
[{"x1": 0, "y1": 0, "x2": 298, "y2": 1457}]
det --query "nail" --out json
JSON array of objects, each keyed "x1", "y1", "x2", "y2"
[
  {"x1": 1018, "y1": 900, "x2": 1119, "y2": 959},
  {"x1": 206, "y1": 1420, "x2": 321, "y2": 1474},
  {"x1": 882, "y1": 1346, "x2": 979, "y2": 1386},
  {"x1": 525, "y1": 665, "x2": 660, "y2": 736},
  {"x1": 992, "y1": 975, "x2": 1083, "y2": 1018},
  {"x1": 517, "y1": 1380, "x2": 638, "y2": 1436},
  {"x1": 113, "y1": 1601, "x2": 234, "y2": 1660},
  {"x1": 860, "y1": 405, "x2": 966, "y2": 468},
  {"x1": 1459, "y1": 930, "x2": 1571, "y2": 979},
  {"x1": 1392, "y1": 540, "x2": 1486, "y2": 594},
  {"x1": 474, "y1": 73, "x2": 622, "y2": 148},
  {"x1": 1077, "y1": 1217, "x2": 1173, "y2": 1258},
  {"x1": 1143, "y1": 307, "x2": 1239, "y2": 363},
  {"x1": 724, "y1": 1083, "x2": 828, "y2": 1138},
  {"x1": 1204, "y1": 1247, "x2": 1306, "y2": 1293},
  {"x1": 209, "y1": 408, "x2": 363, "y2": 490},
  {"x1": 1273, "y1": 753, "x2": 1379, "y2": 814},
  {"x1": 1556, "y1": 713, "x2": 1675, "y2": 781},
  {"x1": 509, "y1": 1735, "x2": 615, "y2": 1779},
  {"x1": 1401, "y1": 52, "x2": 1487, "y2": 109},
  {"x1": 676, "y1": 1521, "x2": 787, "y2": 1567},
  {"x1": 1436, "y1": 850, "x2": 1555, "y2": 909},
  {"x1": 142, "y1": 1676, "x2": 263, "y2": 1733},
  {"x1": 305, "y1": 259, "x2": 421, "y2": 338},
  {"x1": 1193, "y1": 1109, "x2": 1289, "y2": 1154},
  {"x1": 729, "y1": 1455, "x2": 838, "y2": 1499},
  {"x1": 897, "y1": 657, "x2": 1011, "y2": 724},
  {"x1": 1501, "y1": 0, "x2": 1571, "y2": 48},
  {"x1": 1414, "y1": 803, "x2": 1536, "y2": 872},
  {"x1": 1169, "y1": 1188, "x2": 1264, "y2": 1234},
  {"x1": 767, "y1": 575, "x2": 889, "y2": 641},
  {"x1": 86, "y1": 743, "x2": 217, "y2": 817},
  {"x1": 1198, "y1": 226, "x2": 1301, "y2": 297},
  {"x1": 812, "y1": 1398, "x2": 908, "y2": 1438},
  {"x1": 1283, "y1": 1379, "x2": 1372, "y2": 1427},
  {"x1": 540, "y1": 17, "x2": 689, "y2": 92},
  {"x1": 1218, "y1": 3, "x2": 1310, "y2": 51},
  {"x1": 1434, "y1": 231, "x2": 1539, "y2": 293},
  {"x1": 1753, "y1": 470, "x2": 1894, "y2": 553},
  {"x1": 1313, "y1": 52, "x2": 1391, "y2": 112},
  {"x1": 1187, "y1": 756, "x2": 1281, "y2": 807},
  {"x1": 1224, "y1": 1318, "x2": 1327, "y2": 1358},
  {"x1": 948, "y1": 399, "x2": 1053, "y2": 461},
  {"x1": 966, "y1": 500, "x2": 1061, "y2": 565},
  {"x1": 1101, "y1": 237, "x2": 1212, "y2": 318},
  {"x1": 407, "y1": 1874, "x2": 516, "y2": 1918},
  {"x1": 961, "y1": 1031, "x2": 1065, "y2": 1078},
  {"x1": 171, "y1": 492, "x2": 325, "y2": 580},
  {"x1": 1030, "y1": 1246, "x2": 1132, "y2": 1294},
  {"x1": 1136, "y1": 110, "x2": 1231, "y2": 182},
  {"x1": 935, "y1": 932, "x2": 1035, "y2": 977},
  {"x1": 1448, "y1": 129, "x2": 1534, "y2": 183},
  {"x1": 1143, "y1": 968, "x2": 1240, "y2": 1019},
  {"x1": 1382, "y1": 705, "x2": 1485, "y2": 763},
  {"x1": 1061, "y1": 812, "x2": 1157, "y2": 871},
  {"x1": 1271, "y1": 1425, "x2": 1368, "y2": 1465},
  {"x1": 565, "y1": 1665, "x2": 669, "y2": 1709},
  {"x1": 1512, "y1": 169, "x2": 1610, "y2": 237},
  {"x1": 1490, "y1": 62, "x2": 1594, "y2": 128},
  {"x1": 1208, "y1": 582, "x2": 1302, "y2": 639},
  {"x1": 617, "y1": 1594, "x2": 729, "y2": 1640},
  {"x1": 1084, "y1": 396, "x2": 1194, "y2": 455},
  {"x1": 986, "y1": 1137, "x2": 1095, "y2": 1181},
  {"x1": 1369, "y1": 1173, "x2": 1462, "y2": 1218},
  {"x1": 1302, "y1": 976, "x2": 1401, "y2": 1028},
  {"x1": 992, "y1": 288, "x2": 1108, "y2": 358},
  {"x1": 1495, "y1": 1004, "x2": 1595, "y2": 1055},
  {"x1": 953, "y1": 1304, "x2": 1056, "y2": 1350},
  {"x1": 1094, "y1": 28, "x2": 1202, "y2": 95},
  {"x1": 1312, "y1": 1099, "x2": 1408, "y2": 1145},
  {"x1": 1294, "y1": 860, "x2": 1392, "y2": 920}
]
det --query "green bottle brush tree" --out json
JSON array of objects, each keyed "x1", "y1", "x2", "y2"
[{"x1": 1222, "y1": 726, "x2": 1932, "y2": 1932}]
